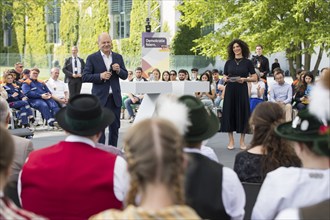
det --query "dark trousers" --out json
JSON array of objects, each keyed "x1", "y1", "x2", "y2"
[
  {"x1": 99, "y1": 94, "x2": 121, "y2": 147},
  {"x1": 68, "y1": 78, "x2": 82, "y2": 99}
]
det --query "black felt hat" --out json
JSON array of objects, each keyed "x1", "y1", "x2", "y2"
[{"x1": 55, "y1": 94, "x2": 114, "y2": 136}]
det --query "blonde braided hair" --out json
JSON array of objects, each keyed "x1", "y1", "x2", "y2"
[{"x1": 124, "y1": 118, "x2": 185, "y2": 205}]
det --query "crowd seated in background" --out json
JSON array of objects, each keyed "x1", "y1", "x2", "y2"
[
  {"x1": 21, "y1": 68, "x2": 60, "y2": 128},
  {"x1": 2, "y1": 71, "x2": 35, "y2": 128},
  {"x1": 234, "y1": 102, "x2": 301, "y2": 183},
  {"x1": 269, "y1": 68, "x2": 292, "y2": 121}
]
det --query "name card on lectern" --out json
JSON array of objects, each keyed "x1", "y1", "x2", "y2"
[
  {"x1": 171, "y1": 81, "x2": 209, "y2": 94},
  {"x1": 120, "y1": 81, "x2": 172, "y2": 94}
]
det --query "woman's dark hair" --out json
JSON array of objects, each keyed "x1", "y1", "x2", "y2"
[
  {"x1": 303, "y1": 71, "x2": 315, "y2": 84},
  {"x1": 249, "y1": 102, "x2": 301, "y2": 180},
  {"x1": 295, "y1": 70, "x2": 308, "y2": 92},
  {"x1": 227, "y1": 39, "x2": 250, "y2": 60},
  {"x1": 199, "y1": 72, "x2": 212, "y2": 95},
  {"x1": 162, "y1": 70, "x2": 170, "y2": 81}
]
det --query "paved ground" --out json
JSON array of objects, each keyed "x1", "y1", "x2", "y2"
[{"x1": 31, "y1": 119, "x2": 252, "y2": 169}]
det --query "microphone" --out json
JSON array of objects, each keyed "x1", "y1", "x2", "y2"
[{"x1": 103, "y1": 66, "x2": 113, "y2": 83}]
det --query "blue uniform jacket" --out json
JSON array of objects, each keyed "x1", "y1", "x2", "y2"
[
  {"x1": 22, "y1": 79, "x2": 52, "y2": 99},
  {"x1": 3, "y1": 83, "x2": 25, "y2": 102}
]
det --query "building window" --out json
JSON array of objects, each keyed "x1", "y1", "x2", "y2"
[{"x1": 110, "y1": 0, "x2": 132, "y2": 39}]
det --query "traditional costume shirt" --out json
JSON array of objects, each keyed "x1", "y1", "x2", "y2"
[{"x1": 18, "y1": 135, "x2": 129, "y2": 220}]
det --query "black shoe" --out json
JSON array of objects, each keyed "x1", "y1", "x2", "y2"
[{"x1": 129, "y1": 116, "x2": 135, "y2": 123}]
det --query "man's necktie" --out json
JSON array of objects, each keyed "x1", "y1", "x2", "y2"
[{"x1": 74, "y1": 58, "x2": 78, "y2": 74}]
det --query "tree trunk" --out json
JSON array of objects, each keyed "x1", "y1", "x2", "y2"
[
  {"x1": 313, "y1": 44, "x2": 324, "y2": 75},
  {"x1": 286, "y1": 48, "x2": 296, "y2": 79},
  {"x1": 304, "y1": 41, "x2": 311, "y2": 71},
  {"x1": 295, "y1": 43, "x2": 302, "y2": 70}
]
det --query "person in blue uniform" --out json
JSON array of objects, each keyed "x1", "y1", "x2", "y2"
[
  {"x1": 21, "y1": 68, "x2": 60, "y2": 127},
  {"x1": 3, "y1": 72, "x2": 35, "y2": 127}
]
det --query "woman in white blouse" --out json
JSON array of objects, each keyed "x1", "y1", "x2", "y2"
[{"x1": 248, "y1": 70, "x2": 265, "y2": 113}]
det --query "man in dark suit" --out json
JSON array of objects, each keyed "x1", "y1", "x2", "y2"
[
  {"x1": 83, "y1": 33, "x2": 128, "y2": 147},
  {"x1": 62, "y1": 46, "x2": 85, "y2": 98}
]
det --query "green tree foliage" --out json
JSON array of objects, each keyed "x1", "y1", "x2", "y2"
[
  {"x1": 79, "y1": 0, "x2": 109, "y2": 55},
  {"x1": 24, "y1": 0, "x2": 48, "y2": 67},
  {"x1": 59, "y1": 0, "x2": 79, "y2": 51},
  {"x1": 178, "y1": 0, "x2": 330, "y2": 75},
  {"x1": 12, "y1": 1, "x2": 25, "y2": 54},
  {"x1": 126, "y1": 0, "x2": 160, "y2": 57},
  {"x1": 0, "y1": 0, "x2": 50, "y2": 66},
  {"x1": 171, "y1": 23, "x2": 202, "y2": 55}
]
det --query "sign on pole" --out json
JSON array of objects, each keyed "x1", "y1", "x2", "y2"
[{"x1": 142, "y1": 32, "x2": 170, "y2": 74}]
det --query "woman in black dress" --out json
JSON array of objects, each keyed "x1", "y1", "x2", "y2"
[{"x1": 221, "y1": 39, "x2": 257, "y2": 150}]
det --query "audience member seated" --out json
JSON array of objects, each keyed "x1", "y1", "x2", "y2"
[
  {"x1": 251, "y1": 110, "x2": 330, "y2": 220},
  {"x1": 248, "y1": 70, "x2": 265, "y2": 113},
  {"x1": 155, "y1": 95, "x2": 245, "y2": 220},
  {"x1": 11, "y1": 62, "x2": 24, "y2": 82},
  {"x1": 21, "y1": 68, "x2": 60, "y2": 127},
  {"x1": 212, "y1": 69, "x2": 225, "y2": 108},
  {"x1": 178, "y1": 69, "x2": 187, "y2": 81},
  {"x1": 297, "y1": 71, "x2": 315, "y2": 110},
  {"x1": 184, "y1": 69, "x2": 191, "y2": 81},
  {"x1": 169, "y1": 70, "x2": 177, "y2": 81},
  {"x1": 120, "y1": 70, "x2": 134, "y2": 119},
  {"x1": 19, "y1": 94, "x2": 129, "y2": 219},
  {"x1": 161, "y1": 70, "x2": 170, "y2": 82},
  {"x1": 195, "y1": 72, "x2": 215, "y2": 110},
  {"x1": 291, "y1": 68, "x2": 304, "y2": 95},
  {"x1": 234, "y1": 102, "x2": 301, "y2": 183},
  {"x1": 124, "y1": 67, "x2": 147, "y2": 123},
  {"x1": 0, "y1": 125, "x2": 45, "y2": 219},
  {"x1": 269, "y1": 67, "x2": 292, "y2": 121},
  {"x1": 90, "y1": 118, "x2": 201, "y2": 220},
  {"x1": 45, "y1": 67, "x2": 69, "y2": 107},
  {"x1": 151, "y1": 68, "x2": 161, "y2": 81},
  {"x1": 19, "y1": 69, "x2": 31, "y2": 84},
  {"x1": 0, "y1": 97, "x2": 34, "y2": 207},
  {"x1": 292, "y1": 70, "x2": 308, "y2": 111},
  {"x1": 3, "y1": 72, "x2": 35, "y2": 128},
  {"x1": 191, "y1": 68, "x2": 199, "y2": 81}
]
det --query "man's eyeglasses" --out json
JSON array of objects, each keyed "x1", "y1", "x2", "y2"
[{"x1": 19, "y1": 66, "x2": 23, "y2": 68}]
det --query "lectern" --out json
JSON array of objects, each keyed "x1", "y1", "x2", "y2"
[{"x1": 120, "y1": 81, "x2": 209, "y2": 123}]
